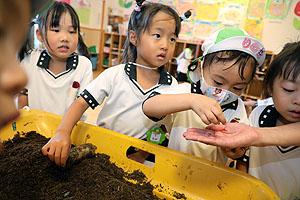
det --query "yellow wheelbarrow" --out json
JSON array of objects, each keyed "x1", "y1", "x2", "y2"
[{"x1": 0, "y1": 108, "x2": 279, "y2": 200}]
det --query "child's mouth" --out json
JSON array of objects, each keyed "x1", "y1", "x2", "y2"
[
  {"x1": 289, "y1": 111, "x2": 300, "y2": 118},
  {"x1": 157, "y1": 54, "x2": 165, "y2": 61},
  {"x1": 58, "y1": 46, "x2": 69, "y2": 50}
]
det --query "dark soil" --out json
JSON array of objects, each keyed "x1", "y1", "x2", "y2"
[{"x1": 0, "y1": 131, "x2": 162, "y2": 200}]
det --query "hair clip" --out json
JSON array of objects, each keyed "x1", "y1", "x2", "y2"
[
  {"x1": 134, "y1": 5, "x2": 141, "y2": 12},
  {"x1": 180, "y1": 10, "x2": 192, "y2": 21},
  {"x1": 135, "y1": 0, "x2": 145, "y2": 12}
]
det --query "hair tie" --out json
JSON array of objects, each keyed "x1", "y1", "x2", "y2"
[
  {"x1": 135, "y1": 0, "x2": 145, "y2": 12},
  {"x1": 134, "y1": 5, "x2": 141, "y2": 12},
  {"x1": 180, "y1": 10, "x2": 192, "y2": 21}
]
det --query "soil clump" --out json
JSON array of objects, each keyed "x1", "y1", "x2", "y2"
[{"x1": 0, "y1": 131, "x2": 162, "y2": 200}]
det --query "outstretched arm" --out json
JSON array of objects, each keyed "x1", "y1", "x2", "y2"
[
  {"x1": 183, "y1": 122, "x2": 300, "y2": 148},
  {"x1": 142, "y1": 93, "x2": 226, "y2": 125},
  {"x1": 42, "y1": 96, "x2": 89, "y2": 167}
]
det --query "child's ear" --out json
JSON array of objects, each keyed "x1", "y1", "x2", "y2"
[
  {"x1": 129, "y1": 30, "x2": 137, "y2": 46},
  {"x1": 36, "y1": 29, "x2": 44, "y2": 43}
]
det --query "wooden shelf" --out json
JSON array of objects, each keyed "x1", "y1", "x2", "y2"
[
  {"x1": 167, "y1": 40, "x2": 203, "y2": 77},
  {"x1": 98, "y1": 32, "x2": 126, "y2": 71},
  {"x1": 98, "y1": 32, "x2": 203, "y2": 76},
  {"x1": 243, "y1": 51, "x2": 275, "y2": 99}
]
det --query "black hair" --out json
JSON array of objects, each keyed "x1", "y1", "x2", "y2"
[
  {"x1": 18, "y1": 1, "x2": 90, "y2": 60},
  {"x1": 263, "y1": 41, "x2": 300, "y2": 97},
  {"x1": 188, "y1": 50, "x2": 258, "y2": 81},
  {"x1": 121, "y1": 2, "x2": 181, "y2": 63}
]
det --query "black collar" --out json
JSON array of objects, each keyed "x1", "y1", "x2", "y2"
[
  {"x1": 191, "y1": 81, "x2": 203, "y2": 94},
  {"x1": 191, "y1": 81, "x2": 238, "y2": 111},
  {"x1": 259, "y1": 105, "x2": 299, "y2": 152},
  {"x1": 124, "y1": 63, "x2": 172, "y2": 85},
  {"x1": 259, "y1": 105, "x2": 280, "y2": 127},
  {"x1": 36, "y1": 50, "x2": 79, "y2": 70}
]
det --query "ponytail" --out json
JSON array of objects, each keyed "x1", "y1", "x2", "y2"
[
  {"x1": 77, "y1": 31, "x2": 90, "y2": 59},
  {"x1": 18, "y1": 20, "x2": 36, "y2": 61}
]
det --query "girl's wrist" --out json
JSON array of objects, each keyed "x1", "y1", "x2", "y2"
[{"x1": 56, "y1": 127, "x2": 72, "y2": 136}]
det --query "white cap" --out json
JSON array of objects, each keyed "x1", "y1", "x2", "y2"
[
  {"x1": 202, "y1": 28, "x2": 265, "y2": 66},
  {"x1": 188, "y1": 28, "x2": 266, "y2": 83}
]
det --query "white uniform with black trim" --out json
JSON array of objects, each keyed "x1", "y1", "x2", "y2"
[
  {"x1": 146, "y1": 82, "x2": 249, "y2": 165},
  {"x1": 21, "y1": 49, "x2": 93, "y2": 116},
  {"x1": 176, "y1": 58, "x2": 190, "y2": 74},
  {"x1": 249, "y1": 105, "x2": 300, "y2": 200},
  {"x1": 80, "y1": 63, "x2": 177, "y2": 139}
]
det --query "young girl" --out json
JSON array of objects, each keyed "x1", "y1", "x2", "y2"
[
  {"x1": 247, "y1": 41, "x2": 300, "y2": 199},
  {"x1": 143, "y1": 28, "x2": 266, "y2": 165},
  {"x1": 42, "y1": 1, "x2": 183, "y2": 167},
  {"x1": 18, "y1": 2, "x2": 93, "y2": 117}
]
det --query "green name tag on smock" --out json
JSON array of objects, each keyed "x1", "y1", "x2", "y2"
[{"x1": 146, "y1": 127, "x2": 166, "y2": 145}]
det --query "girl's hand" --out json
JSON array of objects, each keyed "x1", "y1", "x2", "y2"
[
  {"x1": 41, "y1": 131, "x2": 71, "y2": 167},
  {"x1": 189, "y1": 94, "x2": 226, "y2": 125}
]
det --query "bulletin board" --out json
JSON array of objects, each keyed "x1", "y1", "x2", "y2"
[
  {"x1": 261, "y1": 0, "x2": 300, "y2": 53},
  {"x1": 75, "y1": 0, "x2": 300, "y2": 53},
  {"x1": 70, "y1": 0, "x2": 104, "y2": 29},
  {"x1": 152, "y1": 0, "x2": 300, "y2": 53}
]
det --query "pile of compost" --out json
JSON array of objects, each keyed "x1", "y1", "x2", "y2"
[{"x1": 0, "y1": 131, "x2": 162, "y2": 200}]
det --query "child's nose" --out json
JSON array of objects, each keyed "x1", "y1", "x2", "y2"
[
  {"x1": 293, "y1": 95, "x2": 300, "y2": 106},
  {"x1": 60, "y1": 33, "x2": 69, "y2": 42},
  {"x1": 160, "y1": 38, "x2": 168, "y2": 51}
]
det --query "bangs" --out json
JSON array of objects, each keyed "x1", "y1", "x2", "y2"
[
  {"x1": 139, "y1": 3, "x2": 181, "y2": 37},
  {"x1": 48, "y1": 4, "x2": 79, "y2": 30},
  {"x1": 205, "y1": 51, "x2": 257, "y2": 81},
  {"x1": 281, "y1": 58, "x2": 300, "y2": 82}
]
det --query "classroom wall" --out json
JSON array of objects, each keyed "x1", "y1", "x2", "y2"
[
  {"x1": 71, "y1": 0, "x2": 104, "y2": 51},
  {"x1": 261, "y1": 0, "x2": 300, "y2": 53},
  {"x1": 80, "y1": 27, "x2": 101, "y2": 52},
  {"x1": 104, "y1": 0, "x2": 300, "y2": 53},
  {"x1": 74, "y1": 0, "x2": 300, "y2": 54}
]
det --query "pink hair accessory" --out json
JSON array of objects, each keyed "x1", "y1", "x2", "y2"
[{"x1": 134, "y1": 5, "x2": 141, "y2": 12}]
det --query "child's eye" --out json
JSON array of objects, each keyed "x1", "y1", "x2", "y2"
[
  {"x1": 69, "y1": 31, "x2": 76, "y2": 34},
  {"x1": 170, "y1": 37, "x2": 176, "y2": 43},
  {"x1": 233, "y1": 87, "x2": 243, "y2": 91},
  {"x1": 213, "y1": 80, "x2": 223, "y2": 86},
  {"x1": 51, "y1": 29, "x2": 59, "y2": 33},
  {"x1": 153, "y1": 34, "x2": 160, "y2": 38},
  {"x1": 283, "y1": 88, "x2": 294, "y2": 92}
]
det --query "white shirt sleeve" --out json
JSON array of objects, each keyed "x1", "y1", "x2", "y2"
[
  {"x1": 78, "y1": 56, "x2": 93, "y2": 94},
  {"x1": 20, "y1": 52, "x2": 33, "y2": 89},
  {"x1": 83, "y1": 65, "x2": 118, "y2": 106},
  {"x1": 249, "y1": 105, "x2": 266, "y2": 127}
]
